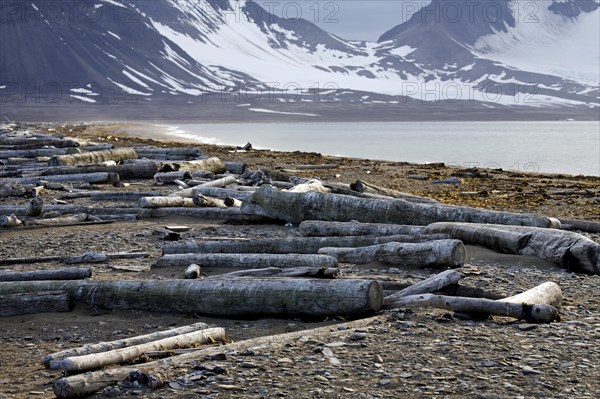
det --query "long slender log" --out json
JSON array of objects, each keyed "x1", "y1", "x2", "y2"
[
  {"x1": 50, "y1": 327, "x2": 225, "y2": 372},
  {"x1": 299, "y1": 221, "x2": 428, "y2": 237},
  {"x1": 350, "y1": 180, "x2": 437, "y2": 204},
  {"x1": 498, "y1": 282, "x2": 562, "y2": 308},
  {"x1": 559, "y1": 218, "x2": 600, "y2": 234},
  {"x1": 3, "y1": 172, "x2": 120, "y2": 185},
  {"x1": 191, "y1": 187, "x2": 253, "y2": 201},
  {"x1": 153, "y1": 253, "x2": 339, "y2": 269},
  {"x1": 135, "y1": 147, "x2": 201, "y2": 158},
  {"x1": 209, "y1": 267, "x2": 339, "y2": 279},
  {"x1": 424, "y1": 222, "x2": 600, "y2": 274},
  {"x1": 0, "y1": 279, "x2": 383, "y2": 317},
  {"x1": 137, "y1": 207, "x2": 268, "y2": 222},
  {"x1": 242, "y1": 185, "x2": 555, "y2": 227},
  {"x1": 154, "y1": 171, "x2": 192, "y2": 184},
  {"x1": 24, "y1": 213, "x2": 88, "y2": 226},
  {"x1": 42, "y1": 160, "x2": 158, "y2": 179},
  {"x1": 0, "y1": 137, "x2": 79, "y2": 148},
  {"x1": 0, "y1": 252, "x2": 146, "y2": 266},
  {"x1": 138, "y1": 197, "x2": 196, "y2": 208},
  {"x1": 318, "y1": 240, "x2": 465, "y2": 268},
  {"x1": 0, "y1": 291, "x2": 73, "y2": 316},
  {"x1": 169, "y1": 176, "x2": 237, "y2": 198},
  {"x1": 162, "y1": 235, "x2": 441, "y2": 255},
  {"x1": 49, "y1": 148, "x2": 138, "y2": 166},
  {"x1": 383, "y1": 270, "x2": 465, "y2": 305},
  {"x1": 192, "y1": 194, "x2": 227, "y2": 208},
  {"x1": 165, "y1": 158, "x2": 225, "y2": 174},
  {"x1": 0, "y1": 205, "x2": 141, "y2": 216},
  {"x1": 90, "y1": 192, "x2": 160, "y2": 202},
  {"x1": 43, "y1": 321, "x2": 211, "y2": 367},
  {"x1": 52, "y1": 316, "x2": 381, "y2": 398},
  {"x1": 0, "y1": 148, "x2": 77, "y2": 158},
  {"x1": 0, "y1": 268, "x2": 91, "y2": 282}
]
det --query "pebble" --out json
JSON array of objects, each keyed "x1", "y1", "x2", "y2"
[
  {"x1": 315, "y1": 375, "x2": 329, "y2": 383},
  {"x1": 522, "y1": 366, "x2": 542, "y2": 375},
  {"x1": 379, "y1": 379, "x2": 391, "y2": 386},
  {"x1": 348, "y1": 332, "x2": 367, "y2": 341},
  {"x1": 517, "y1": 324, "x2": 538, "y2": 331},
  {"x1": 241, "y1": 362, "x2": 258, "y2": 369},
  {"x1": 374, "y1": 354, "x2": 383, "y2": 363}
]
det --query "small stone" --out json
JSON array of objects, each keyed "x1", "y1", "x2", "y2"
[
  {"x1": 348, "y1": 332, "x2": 367, "y2": 341},
  {"x1": 241, "y1": 361, "x2": 258, "y2": 369},
  {"x1": 522, "y1": 366, "x2": 542, "y2": 375},
  {"x1": 211, "y1": 353, "x2": 227, "y2": 361},
  {"x1": 398, "y1": 372, "x2": 412, "y2": 378},
  {"x1": 379, "y1": 379, "x2": 391, "y2": 386},
  {"x1": 28, "y1": 392, "x2": 44, "y2": 396},
  {"x1": 315, "y1": 375, "x2": 329, "y2": 383},
  {"x1": 517, "y1": 324, "x2": 538, "y2": 331},
  {"x1": 277, "y1": 357, "x2": 292, "y2": 364},
  {"x1": 374, "y1": 354, "x2": 383, "y2": 363}
]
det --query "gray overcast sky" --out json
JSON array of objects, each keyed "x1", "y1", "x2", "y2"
[{"x1": 256, "y1": 1, "x2": 431, "y2": 41}]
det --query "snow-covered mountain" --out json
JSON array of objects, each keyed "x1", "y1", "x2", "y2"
[{"x1": 1, "y1": 0, "x2": 598, "y2": 113}]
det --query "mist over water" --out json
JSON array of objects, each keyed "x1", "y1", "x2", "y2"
[{"x1": 164, "y1": 121, "x2": 600, "y2": 176}]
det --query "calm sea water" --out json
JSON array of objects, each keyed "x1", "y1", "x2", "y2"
[{"x1": 163, "y1": 121, "x2": 600, "y2": 176}]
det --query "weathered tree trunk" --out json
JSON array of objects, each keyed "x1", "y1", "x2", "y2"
[
  {"x1": 26, "y1": 197, "x2": 44, "y2": 216},
  {"x1": 0, "y1": 183, "x2": 28, "y2": 198},
  {"x1": 0, "y1": 279, "x2": 383, "y2": 317},
  {"x1": 299, "y1": 221, "x2": 428, "y2": 237},
  {"x1": 52, "y1": 316, "x2": 380, "y2": 398},
  {"x1": 5, "y1": 172, "x2": 120, "y2": 185},
  {"x1": 350, "y1": 180, "x2": 437, "y2": 204},
  {"x1": 0, "y1": 252, "x2": 143, "y2": 266},
  {"x1": 0, "y1": 205, "x2": 141, "y2": 217},
  {"x1": 424, "y1": 222, "x2": 600, "y2": 274},
  {"x1": 0, "y1": 214, "x2": 23, "y2": 227},
  {"x1": 24, "y1": 213, "x2": 88, "y2": 226},
  {"x1": 49, "y1": 328, "x2": 225, "y2": 372},
  {"x1": 42, "y1": 160, "x2": 158, "y2": 179},
  {"x1": 498, "y1": 282, "x2": 562, "y2": 308},
  {"x1": 154, "y1": 171, "x2": 192, "y2": 184},
  {"x1": 209, "y1": 267, "x2": 339, "y2": 279},
  {"x1": 318, "y1": 239, "x2": 465, "y2": 268},
  {"x1": 241, "y1": 185, "x2": 555, "y2": 227},
  {"x1": 191, "y1": 187, "x2": 253, "y2": 201},
  {"x1": 0, "y1": 137, "x2": 79, "y2": 148},
  {"x1": 153, "y1": 253, "x2": 339, "y2": 269},
  {"x1": 138, "y1": 197, "x2": 196, "y2": 208},
  {"x1": 559, "y1": 218, "x2": 600, "y2": 234},
  {"x1": 90, "y1": 192, "x2": 160, "y2": 202},
  {"x1": 0, "y1": 291, "x2": 73, "y2": 316},
  {"x1": 49, "y1": 148, "x2": 137, "y2": 166},
  {"x1": 166, "y1": 157, "x2": 225, "y2": 174},
  {"x1": 224, "y1": 162, "x2": 247, "y2": 174},
  {"x1": 0, "y1": 268, "x2": 92, "y2": 282},
  {"x1": 43, "y1": 321, "x2": 210, "y2": 367},
  {"x1": 383, "y1": 270, "x2": 465, "y2": 305},
  {"x1": 170, "y1": 176, "x2": 237, "y2": 198},
  {"x1": 0, "y1": 148, "x2": 77, "y2": 159},
  {"x1": 288, "y1": 180, "x2": 331, "y2": 193},
  {"x1": 184, "y1": 264, "x2": 201, "y2": 279},
  {"x1": 224, "y1": 197, "x2": 242, "y2": 207},
  {"x1": 162, "y1": 235, "x2": 440, "y2": 255},
  {"x1": 89, "y1": 214, "x2": 138, "y2": 222},
  {"x1": 135, "y1": 147, "x2": 201, "y2": 158},
  {"x1": 137, "y1": 207, "x2": 266, "y2": 222},
  {"x1": 192, "y1": 194, "x2": 227, "y2": 208},
  {"x1": 191, "y1": 170, "x2": 216, "y2": 180}
]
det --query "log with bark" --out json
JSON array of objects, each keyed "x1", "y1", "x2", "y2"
[
  {"x1": 318, "y1": 239, "x2": 465, "y2": 268},
  {"x1": 192, "y1": 194, "x2": 227, "y2": 208},
  {"x1": 49, "y1": 148, "x2": 138, "y2": 166},
  {"x1": 138, "y1": 197, "x2": 197, "y2": 209},
  {"x1": 209, "y1": 266, "x2": 339, "y2": 279},
  {"x1": 0, "y1": 148, "x2": 78, "y2": 159},
  {"x1": 153, "y1": 253, "x2": 339, "y2": 269},
  {"x1": 137, "y1": 207, "x2": 268, "y2": 222},
  {"x1": 52, "y1": 316, "x2": 381, "y2": 398},
  {"x1": 24, "y1": 213, "x2": 89, "y2": 227},
  {"x1": 423, "y1": 222, "x2": 600, "y2": 274},
  {"x1": 0, "y1": 279, "x2": 383, "y2": 317},
  {"x1": 241, "y1": 185, "x2": 556, "y2": 227},
  {"x1": 0, "y1": 268, "x2": 92, "y2": 282},
  {"x1": 43, "y1": 321, "x2": 210, "y2": 367},
  {"x1": 26, "y1": 197, "x2": 44, "y2": 216},
  {"x1": 4, "y1": 172, "x2": 120, "y2": 185},
  {"x1": 299, "y1": 221, "x2": 428, "y2": 237},
  {"x1": 0, "y1": 137, "x2": 79, "y2": 148},
  {"x1": 42, "y1": 160, "x2": 158, "y2": 179},
  {"x1": 0, "y1": 291, "x2": 73, "y2": 316},
  {"x1": 350, "y1": 180, "x2": 437, "y2": 204},
  {"x1": 154, "y1": 171, "x2": 192, "y2": 184},
  {"x1": 559, "y1": 218, "x2": 600, "y2": 234},
  {"x1": 49, "y1": 328, "x2": 225, "y2": 372},
  {"x1": 90, "y1": 192, "x2": 160, "y2": 202},
  {"x1": 135, "y1": 147, "x2": 201, "y2": 159},
  {"x1": 383, "y1": 270, "x2": 465, "y2": 305},
  {"x1": 169, "y1": 176, "x2": 237, "y2": 198},
  {"x1": 162, "y1": 235, "x2": 442, "y2": 255}
]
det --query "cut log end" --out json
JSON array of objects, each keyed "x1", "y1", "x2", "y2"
[{"x1": 367, "y1": 281, "x2": 384, "y2": 313}]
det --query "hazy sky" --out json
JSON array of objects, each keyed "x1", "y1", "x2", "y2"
[{"x1": 258, "y1": 1, "x2": 431, "y2": 41}]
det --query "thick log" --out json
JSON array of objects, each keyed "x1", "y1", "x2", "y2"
[
  {"x1": 224, "y1": 162, "x2": 247, "y2": 174},
  {"x1": 162, "y1": 235, "x2": 440, "y2": 255},
  {"x1": 0, "y1": 291, "x2": 73, "y2": 316},
  {"x1": 559, "y1": 218, "x2": 600, "y2": 234},
  {"x1": 318, "y1": 240, "x2": 465, "y2": 268},
  {"x1": 383, "y1": 270, "x2": 465, "y2": 305},
  {"x1": 0, "y1": 148, "x2": 77, "y2": 158},
  {"x1": 4, "y1": 172, "x2": 120, "y2": 185},
  {"x1": 42, "y1": 160, "x2": 158, "y2": 179},
  {"x1": 191, "y1": 170, "x2": 216, "y2": 180},
  {"x1": 137, "y1": 207, "x2": 266, "y2": 222},
  {"x1": 0, "y1": 137, "x2": 79, "y2": 148},
  {"x1": 43, "y1": 321, "x2": 210, "y2": 367},
  {"x1": 50, "y1": 327, "x2": 225, "y2": 372},
  {"x1": 153, "y1": 253, "x2": 339, "y2": 269},
  {"x1": 26, "y1": 197, "x2": 44, "y2": 216},
  {"x1": 24, "y1": 213, "x2": 88, "y2": 226},
  {"x1": 0, "y1": 279, "x2": 383, "y2": 317},
  {"x1": 170, "y1": 176, "x2": 237, "y2": 198},
  {"x1": 0, "y1": 183, "x2": 28, "y2": 198},
  {"x1": 0, "y1": 205, "x2": 141, "y2": 217},
  {"x1": 242, "y1": 185, "x2": 554, "y2": 227},
  {"x1": 167, "y1": 158, "x2": 226, "y2": 174},
  {"x1": 424, "y1": 222, "x2": 600, "y2": 274},
  {"x1": 49, "y1": 148, "x2": 138, "y2": 166},
  {"x1": 288, "y1": 180, "x2": 331, "y2": 193},
  {"x1": 52, "y1": 316, "x2": 380, "y2": 398},
  {"x1": 0, "y1": 268, "x2": 92, "y2": 282},
  {"x1": 90, "y1": 192, "x2": 160, "y2": 202},
  {"x1": 154, "y1": 171, "x2": 192, "y2": 184},
  {"x1": 350, "y1": 180, "x2": 437, "y2": 204},
  {"x1": 1, "y1": 214, "x2": 23, "y2": 227},
  {"x1": 191, "y1": 187, "x2": 253, "y2": 201},
  {"x1": 192, "y1": 194, "x2": 227, "y2": 208},
  {"x1": 224, "y1": 197, "x2": 242, "y2": 207},
  {"x1": 135, "y1": 147, "x2": 201, "y2": 158},
  {"x1": 210, "y1": 267, "x2": 339, "y2": 279},
  {"x1": 299, "y1": 221, "x2": 428, "y2": 237},
  {"x1": 498, "y1": 282, "x2": 563, "y2": 308},
  {"x1": 184, "y1": 264, "x2": 201, "y2": 279},
  {"x1": 138, "y1": 197, "x2": 196, "y2": 208}
]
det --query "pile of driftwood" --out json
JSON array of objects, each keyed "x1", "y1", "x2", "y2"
[{"x1": 1, "y1": 125, "x2": 599, "y2": 397}]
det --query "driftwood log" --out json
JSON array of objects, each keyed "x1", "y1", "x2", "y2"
[
  {"x1": 166, "y1": 157, "x2": 225, "y2": 174},
  {"x1": 0, "y1": 214, "x2": 23, "y2": 227},
  {"x1": 42, "y1": 160, "x2": 158, "y2": 179},
  {"x1": 192, "y1": 194, "x2": 227, "y2": 208},
  {"x1": 383, "y1": 270, "x2": 465, "y2": 304},
  {"x1": 49, "y1": 148, "x2": 137, "y2": 166},
  {"x1": 0, "y1": 291, "x2": 73, "y2": 316},
  {"x1": 208, "y1": 267, "x2": 339, "y2": 279},
  {"x1": 0, "y1": 279, "x2": 383, "y2": 317},
  {"x1": 137, "y1": 207, "x2": 267, "y2": 222},
  {"x1": 0, "y1": 268, "x2": 91, "y2": 282},
  {"x1": 90, "y1": 192, "x2": 160, "y2": 202},
  {"x1": 154, "y1": 171, "x2": 192, "y2": 184},
  {"x1": 26, "y1": 197, "x2": 44, "y2": 216},
  {"x1": 242, "y1": 185, "x2": 556, "y2": 227},
  {"x1": 162, "y1": 235, "x2": 442, "y2": 255},
  {"x1": 4, "y1": 172, "x2": 120, "y2": 185},
  {"x1": 350, "y1": 180, "x2": 437, "y2": 204},
  {"x1": 153, "y1": 253, "x2": 339, "y2": 269},
  {"x1": 52, "y1": 316, "x2": 381, "y2": 398},
  {"x1": 299, "y1": 221, "x2": 428, "y2": 237},
  {"x1": 138, "y1": 197, "x2": 197, "y2": 208},
  {"x1": 424, "y1": 222, "x2": 600, "y2": 274},
  {"x1": 43, "y1": 321, "x2": 210, "y2": 367},
  {"x1": 170, "y1": 176, "x2": 237, "y2": 198},
  {"x1": 49, "y1": 328, "x2": 225, "y2": 372},
  {"x1": 498, "y1": 282, "x2": 563, "y2": 308},
  {"x1": 24, "y1": 213, "x2": 88, "y2": 227},
  {"x1": 191, "y1": 187, "x2": 253, "y2": 201},
  {"x1": 184, "y1": 264, "x2": 201, "y2": 279}
]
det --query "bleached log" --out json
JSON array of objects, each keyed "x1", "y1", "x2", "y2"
[
  {"x1": 0, "y1": 279, "x2": 383, "y2": 317},
  {"x1": 154, "y1": 171, "x2": 192, "y2": 184},
  {"x1": 184, "y1": 264, "x2": 201, "y2": 279},
  {"x1": 242, "y1": 185, "x2": 555, "y2": 227},
  {"x1": 168, "y1": 157, "x2": 226, "y2": 174},
  {"x1": 0, "y1": 291, "x2": 73, "y2": 316},
  {"x1": 192, "y1": 194, "x2": 227, "y2": 208},
  {"x1": 0, "y1": 214, "x2": 22, "y2": 227},
  {"x1": 350, "y1": 180, "x2": 437, "y2": 204},
  {"x1": 169, "y1": 176, "x2": 237, "y2": 198},
  {"x1": 88, "y1": 214, "x2": 138, "y2": 222},
  {"x1": 43, "y1": 321, "x2": 210, "y2": 367},
  {"x1": 288, "y1": 179, "x2": 331, "y2": 193},
  {"x1": 42, "y1": 160, "x2": 158, "y2": 179},
  {"x1": 191, "y1": 187, "x2": 253, "y2": 201},
  {"x1": 383, "y1": 270, "x2": 465, "y2": 305},
  {"x1": 385, "y1": 293, "x2": 559, "y2": 323},
  {"x1": 24, "y1": 213, "x2": 88, "y2": 226},
  {"x1": 209, "y1": 267, "x2": 339, "y2": 279},
  {"x1": 0, "y1": 252, "x2": 144, "y2": 266},
  {"x1": 138, "y1": 197, "x2": 197, "y2": 208},
  {"x1": 0, "y1": 268, "x2": 92, "y2": 282},
  {"x1": 498, "y1": 282, "x2": 563, "y2": 309},
  {"x1": 224, "y1": 197, "x2": 242, "y2": 207},
  {"x1": 153, "y1": 253, "x2": 339, "y2": 269},
  {"x1": 162, "y1": 235, "x2": 439, "y2": 255},
  {"x1": 49, "y1": 327, "x2": 225, "y2": 372},
  {"x1": 318, "y1": 239, "x2": 465, "y2": 268},
  {"x1": 52, "y1": 316, "x2": 380, "y2": 398},
  {"x1": 4, "y1": 172, "x2": 120, "y2": 185},
  {"x1": 299, "y1": 221, "x2": 428, "y2": 237},
  {"x1": 49, "y1": 148, "x2": 137, "y2": 166},
  {"x1": 424, "y1": 222, "x2": 600, "y2": 274}
]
